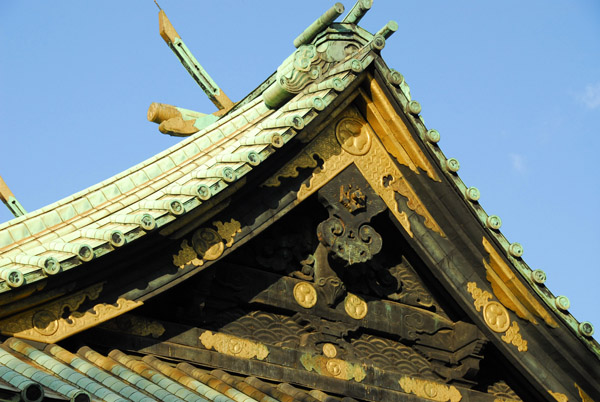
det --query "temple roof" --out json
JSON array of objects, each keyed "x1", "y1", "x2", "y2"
[{"x1": 0, "y1": 2, "x2": 598, "y2": 400}]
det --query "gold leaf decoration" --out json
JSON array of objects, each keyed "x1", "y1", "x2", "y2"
[
  {"x1": 293, "y1": 282, "x2": 318, "y2": 308},
  {"x1": 173, "y1": 239, "x2": 203, "y2": 268},
  {"x1": 574, "y1": 383, "x2": 593, "y2": 402},
  {"x1": 0, "y1": 283, "x2": 142, "y2": 343},
  {"x1": 335, "y1": 117, "x2": 372, "y2": 155},
  {"x1": 344, "y1": 293, "x2": 368, "y2": 320},
  {"x1": 482, "y1": 237, "x2": 557, "y2": 328},
  {"x1": 467, "y1": 282, "x2": 528, "y2": 352},
  {"x1": 363, "y1": 76, "x2": 441, "y2": 182},
  {"x1": 213, "y1": 219, "x2": 241, "y2": 247},
  {"x1": 200, "y1": 330, "x2": 269, "y2": 360},
  {"x1": 501, "y1": 321, "x2": 527, "y2": 352},
  {"x1": 300, "y1": 353, "x2": 366, "y2": 382},
  {"x1": 398, "y1": 376, "x2": 462, "y2": 402},
  {"x1": 467, "y1": 282, "x2": 493, "y2": 311},
  {"x1": 548, "y1": 390, "x2": 568, "y2": 402}
]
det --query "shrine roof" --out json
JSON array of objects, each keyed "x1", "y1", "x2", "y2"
[{"x1": 0, "y1": 0, "x2": 597, "y2": 364}]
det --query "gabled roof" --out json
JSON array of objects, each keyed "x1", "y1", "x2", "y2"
[{"x1": 0, "y1": 2, "x2": 599, "y2": 401}]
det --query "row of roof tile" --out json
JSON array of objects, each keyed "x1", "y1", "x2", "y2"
[{"x1": 0, "y1": 337, "x2": 352, "y2": 402}]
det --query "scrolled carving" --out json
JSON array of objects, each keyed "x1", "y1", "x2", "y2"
[
  {"x1": 488, "y1": 381, "x2": 522, "y2": 401},
  {"x1": 99, "y1": 315, "x2": 166, "y2": 339},
  {"x1": 317, "y1": 217, "x2": 382, "y2": 265},
  {"x1": 263, "y1": 44, "x2": 323, "y2": 109}
]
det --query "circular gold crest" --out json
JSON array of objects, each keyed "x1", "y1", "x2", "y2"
[
  {"x1": 192, "y1": 228, "x2": 224, "y2": 261},
  {"x1": 326, "y1": 359, "x2": 342, "y2": 376},
  {"x1": 483, "y1": 301, "x2": 510, "y2": 333},
  {"x1": 424, "y1": 383, "x2": 438, "y2": 398},
  {"x1": 322, "y1": 343, "x2": 337, "y2": 358},
  {"x1": 228, "y1": 339, "x2": 242, "y2": 355},
  {"x1": 32, "y1": 310, "x2": 59, "y2": 336},
  {"x1": 345, "y1": 293, "x2": 368, "y2": 320},
  {"x1": 336, "y1": 117, "x2": 371, "y2": 155},
  {"x1": 293, "y1": 282, "x2": 317, "y2": 308}
]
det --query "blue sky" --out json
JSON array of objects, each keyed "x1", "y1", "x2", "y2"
[{"x1": 1, "y1": 1, "x2": 599, "y2": 331}]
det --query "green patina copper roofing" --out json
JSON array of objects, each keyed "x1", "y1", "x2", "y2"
[{"x1": 0, "y1": 337, "x2": 339, "y2": 402}]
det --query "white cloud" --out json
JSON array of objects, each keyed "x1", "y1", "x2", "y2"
[
  {"x1": 579, "y1": 83, "x2": 600, "y2": 110},
  {"x1": 509, "y1": 153, "x2": 526, "y2": 173}
]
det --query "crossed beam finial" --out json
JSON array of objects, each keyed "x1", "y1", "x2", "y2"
[{"x1": 0, "y1": 175, "x2": 26, "y2": 218}]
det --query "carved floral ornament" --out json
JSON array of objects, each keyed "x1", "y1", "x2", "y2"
[
  {"x1": 173, "y1": 219, "x2": 241, "y2": 268},
  {"x1": 467, "y1": 282, "x2": 528, "y2": 352}
]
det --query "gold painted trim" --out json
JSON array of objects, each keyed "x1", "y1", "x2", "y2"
[
  {"x1": 200, "y1": 331, "x2": 269, "y2": 360},
  {"x1": 0, "y1": 283, "x2": 142, "y2": 343},
  {"x1": 467, "y1": 282, "x2": 528, "y2": 352},
  {"x1": 482, "y1": 237, "x2": 558, "y2": 328},
  {"x1": 361, "y1": 75, "x2": 441, "y2": 182},
  {"x1": 398, "y1": 376, "x2": 462, "y2": 402}
]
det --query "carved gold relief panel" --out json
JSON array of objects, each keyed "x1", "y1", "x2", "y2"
[
  {"x1": 300, "y1": 353, "x2": 366, "y2": 382},
  {"x1": 0, "y1": 282, "x2": 142, "y2": 343},
  {"x1": 173, "y1": 219, "x2": 241, "y2": 268},
  {"x1": 200, "y1": 330, "x2": 269, "y2": 360},
  {"x1": 467, "y1": 282, "x2": 528, "y2": 352},
  {"x1": 482, "y1": 237, "x2": 558, "y2": 328},
  {"x1": 398, "y1": 376, "x2": 462, "y2": 402},
  {"x1": 264, "y1": 106, "x2": 444, "y2": 240},
  {"x1": 362, "y1": 75, "x2": 441, "y2": 182}
]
